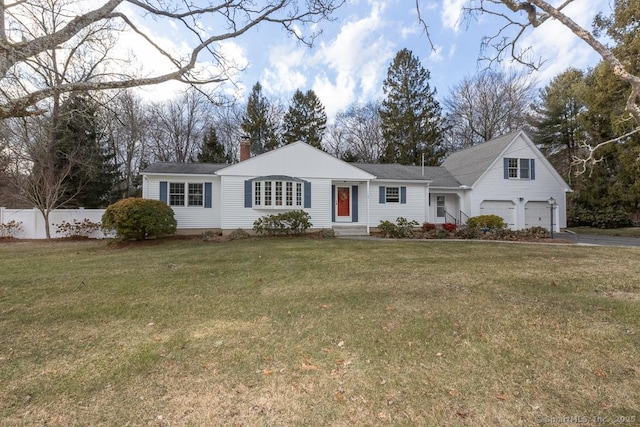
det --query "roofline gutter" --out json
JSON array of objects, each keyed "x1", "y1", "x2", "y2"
[
  {"x1": 140, "y1": 172, "x2": 221, "y2": 178},
  {"x1": 375, "y1": 179, "x2": 433, "y2": 184}
]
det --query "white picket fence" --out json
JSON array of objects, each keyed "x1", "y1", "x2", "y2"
[{"x1": 0, "y1": 207, "x2": 107, "y2": 239}]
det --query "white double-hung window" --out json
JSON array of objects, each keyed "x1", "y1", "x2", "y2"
[
  {"x1": 504, "y1": 158, "x2": 534, "y2": 180},
  {"x1": 169, "y1": 182, "x2": 203, "y2": 207}
]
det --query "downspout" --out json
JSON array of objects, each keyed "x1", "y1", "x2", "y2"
[
  {"x1": 366, "y1": 180, "x2": 370, "y2": 234},
  {"x1": 219, "y1": 176, "x2": 224, "y2": 231},
  {"x1": 425, "y1": 184, "x2": 430, "y2": 223}
]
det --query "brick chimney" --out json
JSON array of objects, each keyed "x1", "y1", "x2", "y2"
[{"x1": 240, "y1": 135, "x2": 251, "y2": 162}]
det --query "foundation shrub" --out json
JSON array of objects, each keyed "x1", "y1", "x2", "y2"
[{"x1": 102, "y1": 198, "x2": 177, "y2": 240}]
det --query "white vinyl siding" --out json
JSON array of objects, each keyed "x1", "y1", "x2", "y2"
[
  {"x1": 471, "y1": 134, "x2": 567, "y2": 229},
  {"x1": 222, "y1": 176, "x2": 332, "y2": 230},
  {"x1": 370, "y1": 183, "x2": 426, "y2": 225},
  {"x1": 144, "y1": 175, "x2": 221, "y2": 229}
]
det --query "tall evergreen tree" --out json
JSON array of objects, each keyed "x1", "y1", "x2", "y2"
[
  {"x1": 55, "y1": 94, "x2": 118, "y2": 208},
  {"x1": 528, "y1": 68, "x2": 587, "y2": 182},
  {"x1": 282, "y1": 89, "x2": 327, "y2": 148},
  {"x1": 579, "y1": 1, "x2": 640, "y2": 215},
  {"x1": 198, "y1": 125, "x2": 231, "y2": 163},
  {"x1": 241, "y1": 82, "x2": 280, "y2": 155},
  {"x1": 379, "y1": 48, "x2": 446, "y2": 165}
]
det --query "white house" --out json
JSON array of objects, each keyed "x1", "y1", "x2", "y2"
[{"x1": 141, "y1": 130, "x2": 571, "y2": 235}]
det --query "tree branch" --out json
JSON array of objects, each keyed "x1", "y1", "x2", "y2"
[
  {"x1": 0, "y1": 0, "x2": 343, "y2": 119},
  {"x1": 571, "y1": 127, "x2": 640, "y2": 175}
]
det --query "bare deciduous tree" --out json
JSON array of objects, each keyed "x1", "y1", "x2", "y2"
[
  {"x1": 0, "y1": 0, "x2": 342, "y2": 119},
  {"x1": 3, "y1": 115, "x2": 83, "y2": 238},
  {"x1": 211, "y1": 97, "x2": 245, "y2": 162},
  {"x1": 1, "y1": 0, "x2": 121, "y2": 233},
  {"x1": 326, "y1": 101, "x2": 385, "y2": 162},
  {"x1": 147, "y1": 90, "x2": 212, "y2": 163},
  {"x1": 102, "y1": 90, "x2": 150, "y2": 198},
  {"x1": 444, "y1": 70, "x2": 535, "y2": 150}
]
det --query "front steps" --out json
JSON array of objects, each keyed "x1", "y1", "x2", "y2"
[{"x1": 332, "y1": 224, "x2": 369, "y2": 236}]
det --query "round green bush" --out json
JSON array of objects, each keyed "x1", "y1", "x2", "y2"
[
  {"x1": 102, "y1": 198, "x2": 177, "y2": 240},
  {"x1": 466, "y1": 214, "x2": 507, "y2": 230}
]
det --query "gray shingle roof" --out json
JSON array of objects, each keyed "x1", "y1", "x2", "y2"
[
  {"x1": 142, "y1": 162, "x2": 228, "y2": 175},
  {"x1": 352, "y1": 163, "x2": 461, "y2": 187},
  {"x1": 441, "y1": 131, "x2": 519, "y2": 186}
]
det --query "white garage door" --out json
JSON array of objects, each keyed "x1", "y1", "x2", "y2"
[
  {"x1": 525, "y1": 201, "x2": 551, "y2": 229},
  {"x1": 479, "y1": 200, "x2": 515, "y2": 227}
]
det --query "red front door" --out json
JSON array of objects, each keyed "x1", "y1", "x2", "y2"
[{"x1": 337, "y1": 187, "x2": 350, "y2": 217}]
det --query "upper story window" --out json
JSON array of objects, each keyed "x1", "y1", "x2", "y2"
[
  {"x1": 169, "y1": 182, "x2": 203, "y2": 206},
  {"x1": 505, "y1": 158, "x2": 533, "y2": 180},
  {"x1": 508, "y1": 158, "x2": 519, "y2": 178}
]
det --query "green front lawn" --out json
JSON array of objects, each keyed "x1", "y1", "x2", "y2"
[
  {"x1": 568, "y1": 226, "x2": 640, "y2": 238},
  {"x1": 1, "y1": 238, "x2": 639, "y2": 426}
]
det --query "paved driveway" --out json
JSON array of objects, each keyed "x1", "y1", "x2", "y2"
[{"x1": 558, "y1": 232, "x2": 640, "y2": 248}]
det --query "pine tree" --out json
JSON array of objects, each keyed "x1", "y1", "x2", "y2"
[
  {"x1": 528, "y1": 68, "x2": 586, "y2": 181},
  {"x1": 282, "y1": 89, "x2": 327, "y2": 148},
  {"x1": 54, "y1": 94, "x2": 118, "y2": 208},
  {"x1": 241, "y1": 82, "x2": 280, "y2": 155},
  {"x1": 198, "y1": 126, "x2": 231, "y2": 163},
  {"x1": 379, "y1": 48, "x2": 446, "y2": 165}
]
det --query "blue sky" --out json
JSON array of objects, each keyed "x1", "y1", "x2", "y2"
[{"x1": 126, "y1": 0, "x2": 612, "y2": 119}]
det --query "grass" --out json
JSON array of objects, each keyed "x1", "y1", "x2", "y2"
[
  {"x1": 1, "y1": 237, "x2": 639, "y2": 426},
  {"x1": 568, "y1": 226, "x2": 640, "y2": 238}
]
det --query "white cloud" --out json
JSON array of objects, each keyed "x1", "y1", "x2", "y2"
[
  {"x1": 308, "y1": 1, "x2": 396, "y2": 117},
  {"x1": 261, "y1": 43, "x2": 308, "y2": 95},
  {"x1": 401, "y1": 24, "x2": 421, "y2": 40},
  {"x1": 441, "y1": 0, "x2": 466, "y2": 32},
  {"x1": 429, "y1": 45, "x2": 444, "y2": 63},
  {"x1": 313, "y1": 72, "x2": 356, "y2": 120},
  {"x1": 448, "y1": 44, "x2": 457, "y2": 58}
]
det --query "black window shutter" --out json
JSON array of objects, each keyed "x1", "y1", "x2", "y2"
[
  {"x1": 244, "y1": 180, "x2": 252, "y2": 208},
  {"x1": 159, "y1": 181, "x2": 168, "y2": 203},
  {"x1": 351, "y1": 186, "x2": 358, "y2": 222},
  {"x1": 304, "y1": 181, "x2": 311, "y2": 208},
  {"x1": 531, "y1": 159, "x2": 536, "y2": 180},
  {"x1": 503, "y1": 158, "x2": 509, "y2": 179},
  {"x1": 204, "y1": 182, "x2": 212, "y2": 208}
]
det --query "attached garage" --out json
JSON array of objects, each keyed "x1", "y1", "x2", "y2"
[
  {"x1": 525, "y1": 201, "x2": 551, "y2": 229},
  {"x1": 479, "y1": 200, "x2": 515, "y2": 227}
]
